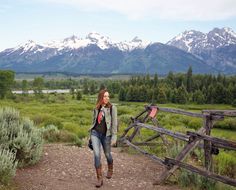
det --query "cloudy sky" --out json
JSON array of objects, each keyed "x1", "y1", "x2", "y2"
[{"x1": 0, "y1": 0, "x2": 236, "y2": 51}]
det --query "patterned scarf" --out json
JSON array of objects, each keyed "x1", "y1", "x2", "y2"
[{"x1": 97, "y1": 107, "x2": 105, "y2": 124}]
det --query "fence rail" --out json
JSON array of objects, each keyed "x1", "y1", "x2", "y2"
[{"x1": 119, "y1": 105, "x2": 236, "y2": 187}]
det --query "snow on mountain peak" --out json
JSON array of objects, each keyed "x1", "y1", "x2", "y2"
[
  {"x1": 4, "y1": 33, "x2": 150, "y2": 54},
  {"x1": 116, "y1": 36, "x2": 150, "y2": 51},
  {"x1": 20, "y1": 40, "x2": 37, "y2": 51},
  {"x1": 167, "y1": 27, "x2": 236, "y2": 53},
  {"x1": 11, "y1": 40, "x2": 46, "y2": 55},
  {"x1": 223, "y1": 27, "x2": 236, "y2": 36},
  {"x1": 86, "y1": 32, "x2": 113, "y2": 49}
]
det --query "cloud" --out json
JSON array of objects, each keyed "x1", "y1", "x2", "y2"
[{"x1": 34, "y1": 0, "x2": 236, "y2": 20}]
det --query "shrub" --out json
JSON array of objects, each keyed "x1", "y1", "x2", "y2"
[
  {"x1": 0, "y1": 149, "x2": 18, "y2": 185},
  {"x1": 13, "y1": 127, "x2": 43, "y2": 167},
  {"x1": 76, "y1": 91, "x2": 82, "y2": 100},
  {"x1": 32, "y1": 114, "x2": 63, "y2": 129},
  {"x1": 42, "y1": 125, "x2": 82, "y2": 146},
  {"x1": 73, "y1": 138, "x2": 83, "y2": 147},
  {"x1": 63, "y1": 122, "x2": 89, "y2": 139},
  {"x1": 41, "y1": 125, "x2": 60, "y2": 142},
  {"x1": 57, "y1": 130, "x2": 78, "y2": 142},
  {"x1": 0, "y1": 107, "x2": 43, "y2": 168}
]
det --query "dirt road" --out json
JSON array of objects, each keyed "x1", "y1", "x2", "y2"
[{"x1": 14, "y1": 144, "x2": 180, "y2": 190}]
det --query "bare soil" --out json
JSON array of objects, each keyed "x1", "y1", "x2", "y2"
[{"x1": 14, "y1": 144, "x2": 181, "y2": 190}]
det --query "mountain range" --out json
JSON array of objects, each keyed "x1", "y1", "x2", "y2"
[
  {"x1": 167, "y1": 27, "x2": 236, "y2": 74},
  {"x1": 0, "y1": 28, "x2": 236, "y2": 75}
]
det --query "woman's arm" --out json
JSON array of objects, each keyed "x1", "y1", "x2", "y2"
[{"x1": 111, "y1": 105, "x2": 117, "y2": 145}]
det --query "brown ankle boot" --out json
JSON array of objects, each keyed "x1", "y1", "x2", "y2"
[
  {"x1": 95, "y1": 166, "x2": 103, "y2": 188},
  {"x1": 106, "y1": 163, "x2": 113, "y2": 179}
]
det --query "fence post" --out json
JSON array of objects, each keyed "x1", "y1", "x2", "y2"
[
  {"x1": 203, "y1": 114, "x2": 213, "y2": 171},
  {"x1": 128, "y1": 112, "x2": 149, "y2": 142}
]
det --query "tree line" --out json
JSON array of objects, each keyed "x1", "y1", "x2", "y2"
[
  {"x1": 118, "y1": 67, "x2": 236, "y2": 105},
  {"x1": 0, "y1": 68, "x2": 236, "y2": 106}
]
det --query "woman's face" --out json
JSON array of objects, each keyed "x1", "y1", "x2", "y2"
[{"x1": 103, "y1": 91, "x2": 110, "y2": 105}]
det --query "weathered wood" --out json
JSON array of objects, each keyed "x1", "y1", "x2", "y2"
[
  {"x1": 120, "y1": 106, "x2": 236, "y2": 187},
  {"x1": 211, "y1": 115, "x2": 225, "y2": 121},
  {"x1": 152, "y1": 118, "x2": 169, "y2": 146},
  {"x1": 119, "y1": 142, "x2": 163, "y2": 147},
  {"x1": 123, "y1": 139, "x2": 165, "y2": 165},
  {"x1": 128, "y1": 125, "x2": 140, "y2": 142},
  {"x1": 136, "y1": 122, "x2": 189, "y2": 142},
  {"x1": 134, "y1": 108, "x2": 148, "y2": 119},
  {"x1": 144, "y1": 133, "x2": 161, "y2": 142},
  {"x1": 128, "y1": 113, "x2": 150, "y2": 142},
  {"x1": 146, "y1": 106, "x2": 223, "y2": 120},
  {"x1": 187, "y1": 131, "x2": 236, "y2": 151},
  {"x1": 165, "y1": 157, "x2": 236, "y2": 187},
  {"x1": 202, "y1": 110, "x2": 236, "y2": 117},
  {"x1": 154, "y1": 127, "x2": 205, "y2": 185},
  {"x1": 154, "y1": 106, "x2": 204, "y2": 118},
  {"x1": 119, "y1": 122, "x2": 136, "y2": 139},
  {"x1": 203, "y1": 115, "x2": 213, "y2": 171}
]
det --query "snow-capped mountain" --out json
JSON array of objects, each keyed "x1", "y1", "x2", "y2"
[
  {"x1": 0, "y1": 32, "x2": 151, "y2": 68},
  {"x1": 116, "y1": 37, "x2": 150, "y2": 51},
  {"x1": 35, "y1": 32, "x2": 150, "y2": 51},
  {"x1": 167, "y1": 27, "x2": 236, "y2": 73},
  {"x1": 167, "y1": 27, "x2": 236, "y2": 54},
  {"x1": 0, "y1": 29, "x2": 235, "y2": 74},
  {"x1": 0, "y1": 32, "x2": 214, "y2": 74},
  {"x1": 1, "y1": 32, "x2": 150, "y2": 57},
  {"x1": 44, "y1": 33, "x2": 114, "y2": 51}
]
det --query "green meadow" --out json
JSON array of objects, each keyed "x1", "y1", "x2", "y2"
[
  {"x1": 0, "y1": 93, "x2": 235, "y2": 141},
  {"x1": 0, "y1": 93, "x2": 236, "y2": 189}
]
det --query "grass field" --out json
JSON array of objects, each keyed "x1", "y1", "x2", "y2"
[
  {"x1": 1, "y1": 93, "x2": 236, "y2": 190},
  {"x1": 0, "y1": 94, "x2": 235, "y2": 141}
]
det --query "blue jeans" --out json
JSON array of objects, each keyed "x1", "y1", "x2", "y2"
[{"x1": 91, "y1": 129, "x2": 113, "y2": 168}]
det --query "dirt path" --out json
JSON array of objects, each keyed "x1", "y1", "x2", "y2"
[{"x1": 14, "y1": 144, "x2": 181, "y2": 190}]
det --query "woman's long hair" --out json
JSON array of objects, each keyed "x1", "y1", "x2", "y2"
[{"x1": 96, "y1": 89, "x2": 112, "y2": 109}]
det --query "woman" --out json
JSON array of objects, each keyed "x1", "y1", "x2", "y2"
[{"x1": 89, "y1": 89, "x2": 117, "y2": 188}]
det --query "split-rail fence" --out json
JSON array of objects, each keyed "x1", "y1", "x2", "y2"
[{"x1": 118, "y1": 105, "x2": 236, "y2": 187}]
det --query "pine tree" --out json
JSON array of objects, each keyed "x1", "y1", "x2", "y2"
[
  {"x1": 33, "y1": 77, "x2": 44, "y2": 97},
  {"x1": 193, "y1": 90, "x2": 205, "y2": 104},
  {"x1": 99, "y1": 83, "x2": 106, "y2": 91},
  {"x1": 22, "y1": 80, "x2": 28, "y2": 96},
  {"x1": 89, "y1": 82, "x2": 96, "y2": 95},
  {"x1": 118, "y1": 88, "x2": 126, "y2": 101},
  {"x1": 186, "y1": 66, "x2": 193, "y2": 93},
  {"x1": 0, "y1": 70, "x2": 15, "y2": 99},
  {"x1": 153, "y1": 73, "x2": 158, "y2": 87},
  {"x1": 176, "y1": 85, "x2": 188, "y2": 104},
  {"x1": 212, "y1": 83, "x2": 226, "y2": 104},
  {"x1": 76, "y1": 90, "x2": 82, "y2": 100},
  {"x1": 83, "y1": 80, "x2": 89, "y2": 95},
  {"x1": 157, "y1": 87, "x2": 167, "y2": 103}
]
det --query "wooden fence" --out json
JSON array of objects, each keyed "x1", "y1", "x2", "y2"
[{"x1": 118, "y1": 105, "x2": 236, "y2": 187}]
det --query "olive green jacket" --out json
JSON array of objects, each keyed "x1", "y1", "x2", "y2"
[{"x1": 90, "y1": 104, "x2": 117, "y2": 142}]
